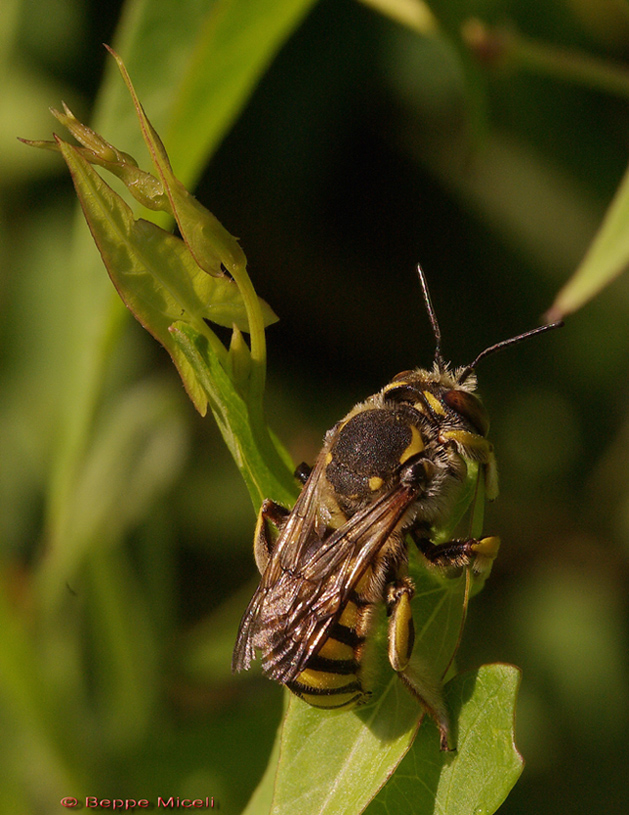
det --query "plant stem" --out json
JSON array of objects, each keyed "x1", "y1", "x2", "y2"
[
  {"x1": 463, "y1": 18, "x2": 629, "y2": 99},
  {"x1": 228, "y1": 261, "x2": 296, "y2": 497}
]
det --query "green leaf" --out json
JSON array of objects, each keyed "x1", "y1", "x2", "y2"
[
  {"x1": 37, "y1": 376, "x2": 188, "y2": 609},
  {"x1": 169, "y1": 322, "x2": 297, "y2": 508},
  {"x1": 101, "y1": 48, "x2": 281, "y2": 452},
  {"x1": 242, "y1": 705, "x2": 286, "y2": 815},
  {"x1": 365, "y1": 664, "x2": 524, "y2": 815},
  {"x1": 33, "y1": 49, "x2": 298, "y2": 524},
  {"x1": 547, "y1": 159, "x2": 629, "y2": 320},
  {"x1": 105, "y1": 45, "x2": 248, "y2": 277},
  {"x1": 54, "y1": 138, "x2": 277, "y2": 416},
  {"x1": 432, "y1": 461, "x2": 482, "y2": 545},
  {"x1": 33, "y1": 53, "x2": 295, "y2": 499},
  {"x1": 162, "y1": 0, "x2": 320, "y2": 187},
  {"x1": 23, "y1": 0, "x2": 317, "y2": 578}
]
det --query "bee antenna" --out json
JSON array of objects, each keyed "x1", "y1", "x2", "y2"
[
  {"x1": 416, "y1": 264, "x2": 445, "y2": 369},
  {"x1": 459, "y1": 320, "x2": 564, "y2": 383}
]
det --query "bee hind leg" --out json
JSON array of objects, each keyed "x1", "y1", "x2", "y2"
[
  {"x1": 253, "y1": 499, "x2": 290, "y2": 574},
  {"x1": 386, "y1": 580, "x2": 452, "y2": 752},
  {"x1": 398, "y1": 669, "x2": 452, "y2": 752}
]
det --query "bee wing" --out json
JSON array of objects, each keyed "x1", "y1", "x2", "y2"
[
  {"x1": 234, "y1": 447, "x2": 423, "y2": 683},
  {"x1": 265, "y1": 480, "x2": 421, "y2": 682},
  {"x1": 231, "y1": 453, "x2": 329, "y2": 674}
]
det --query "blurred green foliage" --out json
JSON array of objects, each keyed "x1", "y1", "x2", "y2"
[{"x1": 2, "y1": 0, "x2": 629, "y2": 813}]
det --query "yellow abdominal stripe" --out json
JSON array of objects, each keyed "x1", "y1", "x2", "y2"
[
  {"x1": 298, "y1": 688, "x2": 362, "y2": 708},
  {"x1": 297, "y1": 668, "x2": 356, "y2": 690},
  {"x1": 318, "y1": 637, "x2": 355, "y2": 662}
]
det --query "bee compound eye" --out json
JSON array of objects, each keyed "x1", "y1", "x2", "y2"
[{"x1": 443, "y1": 389, "x2": 490, "y2": 436}]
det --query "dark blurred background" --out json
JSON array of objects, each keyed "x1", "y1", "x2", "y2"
[{"x1": 2, "y1": 0, "x2": 629, "y2": 812}]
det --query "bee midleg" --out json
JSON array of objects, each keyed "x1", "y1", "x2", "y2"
[
  {"x1": 412, "y1": 531, "x2": 501, "y2": 579},
  {"x1": 253, "y1": 499, "x2": 291, "y2": 574},
  {"x1": 386, "y1": 579, "x2": 452, "y2": 752}
]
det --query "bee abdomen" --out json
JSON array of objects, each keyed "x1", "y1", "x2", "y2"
[{"x1": 286, "y1": 597, "x2": 372, "y2": 709}]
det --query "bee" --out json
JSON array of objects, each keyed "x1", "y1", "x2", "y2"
[{"x1": 232, "y1": 266, "x2": 562, "y2": 749}]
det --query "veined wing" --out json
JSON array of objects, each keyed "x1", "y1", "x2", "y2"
[
  {"x1": 231, "y1": 452, "x2": 328, "y2": 673},
  {"x1": 255, "y1": 475, "x2": 423, "y2": 683}
]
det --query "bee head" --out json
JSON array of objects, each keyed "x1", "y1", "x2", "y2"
[
  {"x1": 385, "y1": 266, "x2": 563, "y2": 438},
  {"x1": 415, "y1": 263, "x2": 563, "y2": 387}
]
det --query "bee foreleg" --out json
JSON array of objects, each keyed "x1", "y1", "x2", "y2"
[
  {"x1": 412, "y1": 532, "x2": 500, "y2": 579},
  {"x1": 253, "y1": 499, "x2": 291, "y2": 574}
]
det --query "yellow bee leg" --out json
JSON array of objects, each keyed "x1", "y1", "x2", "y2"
[
  {"x1": 440, "y1": 429, "x2": 493, "y2": 460},
  {"x1": 253, "y1": 499, "x2": 290, "y2": 575},
  {"x1": 386, "y1": 580, "x2": 415, "y2": 673},
  {"x1": 387, "y1": 580, "x2": 452, "y2": 752},
  {"x1": 469, "y1": 535, "x2": 500, "y2": 578}
]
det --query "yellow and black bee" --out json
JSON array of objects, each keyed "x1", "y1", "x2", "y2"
[{"x1": 232, "y1": 266, "x2": 561, "y2": 749}]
